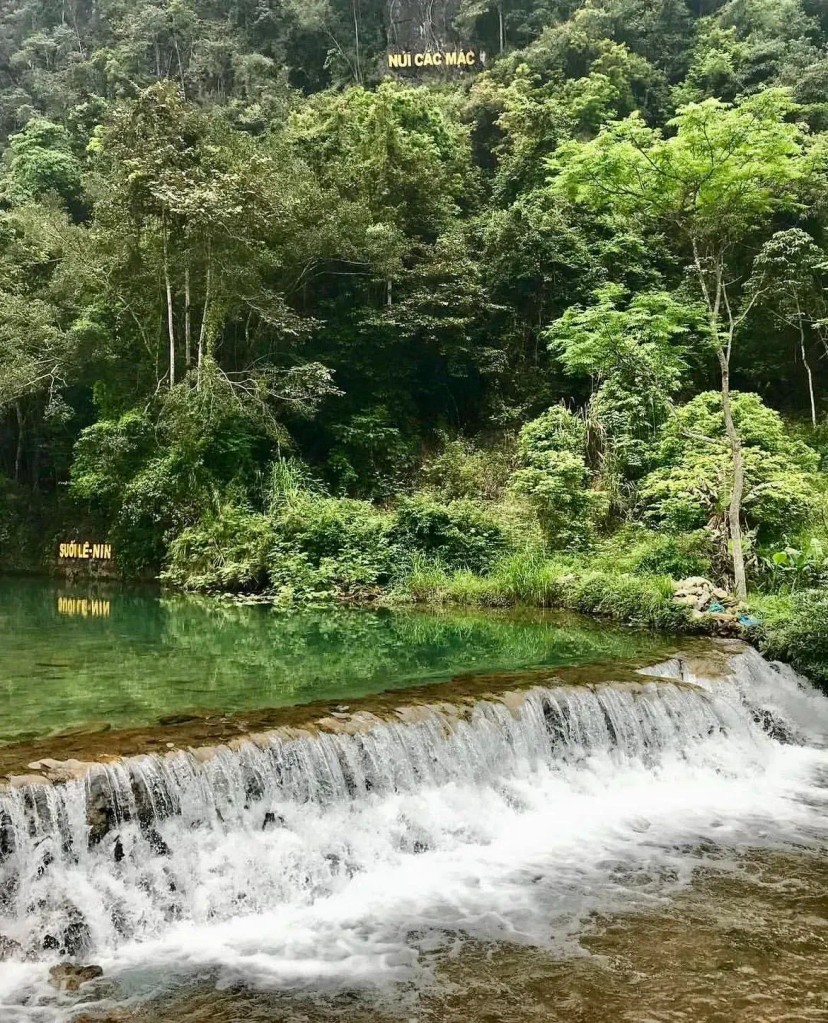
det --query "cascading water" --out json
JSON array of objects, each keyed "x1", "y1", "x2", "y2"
[{"x1": 1, "y1": 645, "x2": 827, "y2": 1021}]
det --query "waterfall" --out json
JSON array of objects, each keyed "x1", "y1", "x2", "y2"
[{"x1": 1, "y1": 645, "x2": 827, "y2": 1018}]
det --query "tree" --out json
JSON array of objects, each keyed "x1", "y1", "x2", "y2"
[
  {"x1": 640, "y1": 392, "x2": 820, "y2": 567},
  {"x1": 547, "y1": 284, "x2": 700, "y2": 486},
  {"x1": 0, "y1": 118, "x2": 84, "y2": 214},
  {"x1": 552, "y1": 88, "x2": 809, "y2": 597},
  {"x1": 747, "y1": 228, "x2": 827, "y2": 427},
  {"x1": 511, "y1": 404, "x2": 608, "y2": 546}
]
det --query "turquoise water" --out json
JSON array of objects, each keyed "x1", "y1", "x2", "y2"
[{"x1": 0, "y1": 578, "x2": 671, "y2": 743}]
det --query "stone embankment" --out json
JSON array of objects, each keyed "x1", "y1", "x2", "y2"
[{"x1": 671, "y1": 577, "x2": 758, "y2": 633}]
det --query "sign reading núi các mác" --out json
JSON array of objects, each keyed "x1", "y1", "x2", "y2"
[{"x1": 387, "y1": 49, "x2": 483, "y2": 70}]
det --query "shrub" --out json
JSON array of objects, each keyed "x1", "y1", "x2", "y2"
[
  {"x1": 402, "y1": 551, "x2": 692, "y2": 631},
  {"x1": 271, "y1": 494, "x2": 398, "y2": 593},
  {"x1": 759, "y1": 589, "x2": 828, "y2": 689},
  {"x1": 420, "y1": 436, "x2": 517, "y2": 502},
  {"x1": 326, "y1": 406, "x2": 417, "y2": 499},
  {"x1": 164, "y1": 506, "x2": 273, "y2": 591},
  {"x1": 640, "y1": 392, "x2": 820, "y2": 544},
  {"x1": 598, "y1": 526, "x2": 715, "y2": 580},
  {"x1": 511, "y1": 405, "x2": 608, "y2": 547},
  {"x1": 391, "y1": 496, "x2": 506, "y2": 573}
]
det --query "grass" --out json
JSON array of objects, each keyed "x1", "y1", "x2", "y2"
[{"x1": 400, "y1": 552, "x2": 694, "y2": 632}]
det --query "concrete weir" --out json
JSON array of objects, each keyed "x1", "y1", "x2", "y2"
[
  {"x1": 1, "y1": 637, "x2": 825, "y2": 968},
  {"x1": 0, "y1": 638, "x2": 742, "y2": 793}
]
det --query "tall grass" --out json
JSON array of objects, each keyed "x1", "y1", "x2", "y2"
[{"x1": 400, "y1": 552, "x2": 693, "y2": 632}]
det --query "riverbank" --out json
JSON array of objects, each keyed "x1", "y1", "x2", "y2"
[
  {"x1": 398, "y1": 557, "x2": 828, "y2": 693},
  {"x1": 5, "y1": 546, "x2": 825, "y2": 692}
]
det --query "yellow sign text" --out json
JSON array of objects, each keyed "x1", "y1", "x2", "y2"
[
  {"x1": 58, "y1": 542, "x2": 113, "y2": 560},
  {"x1": 57, "y1": 597, "x2": 111, "y2": 617},
  {"x1": 388, "y1": 50, "x2": 478, "y2": 69}
]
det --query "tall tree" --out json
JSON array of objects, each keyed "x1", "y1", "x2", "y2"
[
  {"x1": 747, "y1": 228, "x2": 827, "y2": 427},
  {"x1": 552, "y1": 88, "x2": 808, "y2": 597}
]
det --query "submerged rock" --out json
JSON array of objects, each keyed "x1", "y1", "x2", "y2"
[
  {"x1": 48, "y1": 963, "x2": 103, "y2": 992},
  {"x1": 72, "y1": 1014, "x2": 129, "y2": 1023}
]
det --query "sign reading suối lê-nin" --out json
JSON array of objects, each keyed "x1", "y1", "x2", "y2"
[
  {"x1": 58, "y1": 541, "x2": 113, "y2": 561},
  {"x1": 386, "y1": 0, "x2": 484, "y2": 74}
]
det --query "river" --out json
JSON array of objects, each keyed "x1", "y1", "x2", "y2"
[{"x1": 0, "y1": 579, "x2": 826, "y2": 1022}]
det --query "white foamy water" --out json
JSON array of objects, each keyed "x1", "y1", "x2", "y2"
[{"x1": 1, "y1": 647, "x2": 827, "y2": 1021}]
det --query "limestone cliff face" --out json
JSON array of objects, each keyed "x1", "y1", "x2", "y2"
[{"x1": 386, "y1": 0, "x2": 464, "y2": 54}]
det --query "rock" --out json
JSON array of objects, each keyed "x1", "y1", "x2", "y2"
[
  {"x1": 72, "y1": 1013, "x2": 129, "y2": 1023},
  {"x1": 7, "y1": 774, "x2": 52, "y2": 788},
  {"x1": 712, "y1": 587, "x2": 729, "y2": 600},
  {"x1": 48, "y1": 963, "x2": 103, "y2": 992},
  {"x1": 62, "y1": 906, "x2": 91, "y2": 958},
  {"x1": 0, "y1": 934, "x2": 22, "y2": 961},
  {"x1": 87, "y1": 777, "x2": 115, "y2": 847},
  {"x1": 676, "y1": 576, "x2": 714, "y2": 591},
  {"x1": 53, "y1": 721, "x2": 111, "y2": 738},
  {"x1": 0, "y1": 809, "x2": 14, "y2": 861},
  {"x1": 673, "y1": 595, "x2": 697, "y2": 607},
  {"x1": 145, "y1": 827, "x2": 170, "y2": 856},
  {"x1": 158, "y1": 713, "x2": 200, "y2": 726}
]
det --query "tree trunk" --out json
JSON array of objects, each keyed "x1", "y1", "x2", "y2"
[
  {"x1": 800, "y1": 324, "x2": 817, "y2": 428},
  {"x1": 717, "y1": 347, "x2": 747, "y2": 600},
  {"x1": 197, "y1": 255, "x2": 211, "y2": 391},
  {"x1": 352, "y1": 0, "x2": 361, "y2": 84},
  {"x1": 498, "y1": 5, "x2": 505, "y2": 53},
  {"x1": 174, "y1": 37, "x2": 186, "y2": 97},
  {"x1": 14, "y1": 402, "x2": 23, "y2": 482},
  {"x1": 386, "y1": 276, "x2": 392, "y2": 308},
  {"x1": 162, "y1": 219, "x2": 175, "y2": 388},
  {"x1": 184, "y1": 264, "x2": 192, "y2": 373}
]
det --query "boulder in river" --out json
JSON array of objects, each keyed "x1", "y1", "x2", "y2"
[{"x1": 48, "y1": 963, "x2": 103, "y2": 992}]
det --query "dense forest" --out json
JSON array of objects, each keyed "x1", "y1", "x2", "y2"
[{"x1": 0, "y1": 0, "x2": 827, "y2": 678}]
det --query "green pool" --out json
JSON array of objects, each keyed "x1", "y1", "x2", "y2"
[{"x1": 0, "y1": 577, "x2": 672, "y2": 743}]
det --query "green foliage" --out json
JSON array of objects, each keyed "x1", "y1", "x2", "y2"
[
  {"x1": 271, "y1": 494, "x2": 397, "y2": 596},
  {"x1": 391, "y1": 496, "x2": 507, "y2": 573},
  {"x1": 640, "y1": 392, "x2": 820, "y2": 543},
  {"x1": 512, "y1": 405, "x2": 608, "y2": 545},
  {"x1": 404, "y1": 551, "x2": 692, "y2": 631},
  {"x1": 420, "y1": 437, "x2": 517, "y2": 502},
  {"x1": 164, "y1": 506, "x2": 273, "y2": 592},
  {"x1": 326, "y1": 407, "x2": 417, "y2": 499},
  {"x1": 2, "y1": 0, "x2": 828, "y2": 688},
  {"x1": 166, "y1": 485, "x2": 398, "y2": 601},
  {"x1": 548, "y1": 284, "x2": 702, "y2": 483},
  {"x1": 759, "y1": 539, "x2": 828, "y2": 592},
  {"x1": 759, "y1": 589, "x2": 828, "y2": 688},
  {"x1": 70, "y1": 393, "x2": 275, "y2": 570},
  {"x1": 1, "y1": 119, "x2": 83, "y2": 211},
  {"x1": 553, "y1": 89, "x2": 807, "y2": 247},
  {"x1": 597, "y1": 526, "x2": 716, "y2": 580}
]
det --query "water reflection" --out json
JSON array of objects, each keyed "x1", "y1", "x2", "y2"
[{"x1": 0, "y1": 578, "x2": 671, "y2": 743}]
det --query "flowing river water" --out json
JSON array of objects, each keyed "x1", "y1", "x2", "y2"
[{"x1": 0, "y1": 580, "x2": 827, "y2": 1022}]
